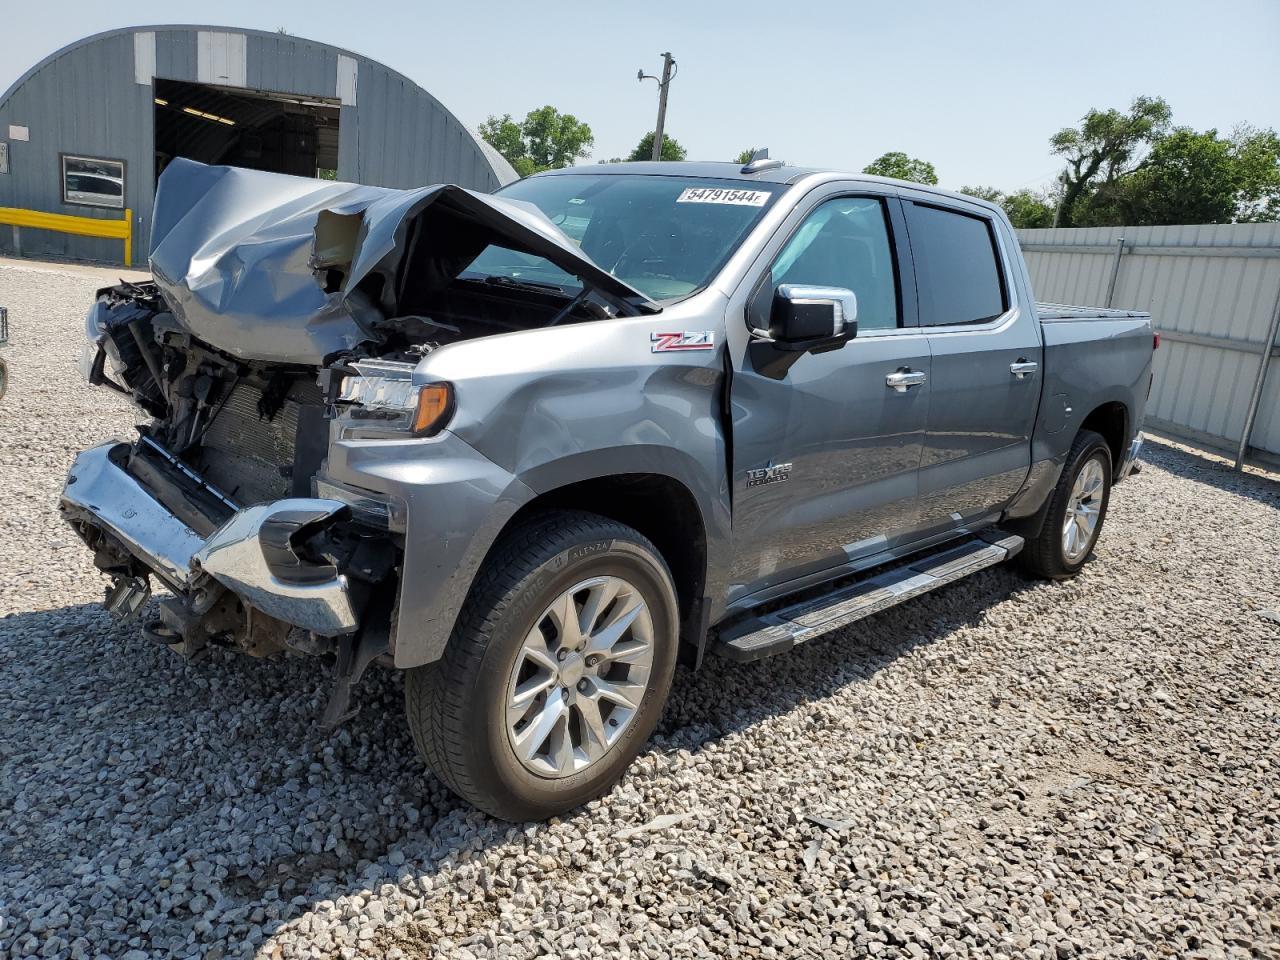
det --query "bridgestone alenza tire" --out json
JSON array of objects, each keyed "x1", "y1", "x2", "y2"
[
  {"x1": 1018, "y1": 429, "x2": 1113, "y2": 580},
  {"x1": 405, "y1": 510, "x2": 679, "y2": 821}
]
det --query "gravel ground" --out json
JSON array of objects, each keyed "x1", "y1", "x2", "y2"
[{"x1": 1, "y1": 261, "x2": 1278, "y2": 960}]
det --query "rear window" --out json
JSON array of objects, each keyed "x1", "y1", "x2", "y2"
[{"x1": 905, "y1": 202, "x2": 1006, "y2": 326}]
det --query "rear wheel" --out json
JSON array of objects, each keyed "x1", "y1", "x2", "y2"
[
  {"x1": 1019, "y1": 429, "x2": 1113, "y2": 580},
  {"x1": 405, "y1": 510, "x2": 679, "y2": 821}
]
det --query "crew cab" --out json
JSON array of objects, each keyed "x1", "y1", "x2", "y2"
[{"x1": 61, "y1": 157, "x2": 1153, "y2": 820}]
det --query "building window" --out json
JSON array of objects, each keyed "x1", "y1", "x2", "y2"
[{"x1": 61, "y1": 155, "x2": 126, "y2": 209}]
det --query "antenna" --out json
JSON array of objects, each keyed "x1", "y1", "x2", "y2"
[{"x1": 741, "y1": 148, "x2": 784, "y2": 174}]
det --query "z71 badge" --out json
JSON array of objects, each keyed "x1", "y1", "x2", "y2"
[
  {"x1": 651, "y1": 331, "x2": 715, "y2": 353},
  {"x1": 746, "y1": 462, "x2": 793, "y2": 487}
]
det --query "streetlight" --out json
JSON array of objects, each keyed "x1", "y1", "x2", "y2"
[{"x1": 637, "y1": 53, "x2": 677, "y2": 161}]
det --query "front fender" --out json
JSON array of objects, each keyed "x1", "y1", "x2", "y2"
[
  {"x1": 517, "y1": 443, "x2": 732, "y2": 606},
  {"x1": 323, "y1": 430, "x2": 537, "y2": 668},
  {"x1": 337, "y1": 308, "x2": 734, "y2": 666}
]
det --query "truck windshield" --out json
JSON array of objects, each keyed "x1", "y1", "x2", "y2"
[{"x1": 469, "y1": 174, "x2": 786, "y2": 302}]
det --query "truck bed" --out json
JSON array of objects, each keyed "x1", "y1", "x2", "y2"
[{"x1": 1036, "y1": 301, "x2": 1151, "y2": 321}]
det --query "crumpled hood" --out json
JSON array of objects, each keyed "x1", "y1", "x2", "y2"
[{"x1": 148, "y1": 158, "x2": 654, "y2": 365}]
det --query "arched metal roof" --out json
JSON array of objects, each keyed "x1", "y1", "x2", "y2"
[
  {"x1": 0, "y1": 23, "x2": 516, "y2": 187},
  {"x1": 0, "y1": 24, "x2": 517, "y2": 263}
]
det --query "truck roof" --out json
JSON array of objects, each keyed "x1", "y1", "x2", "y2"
[
  {"x1": 533, "y1": 161, "x2": 1005, "y2": 213},
  {"x1": 537, "y1": 160, "x2": 823, "y2": 185}
]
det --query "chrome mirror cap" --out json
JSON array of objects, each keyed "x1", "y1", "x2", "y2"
[{"x1": 775, "y1": 284, "x2": 858, "y2": 336}]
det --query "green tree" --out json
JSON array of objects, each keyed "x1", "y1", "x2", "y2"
[
  {"x1": 479, "y1": 106, "x2": 594, "y2": 178},
  {"x1": 862, "y1": 151, "x2": 938, "y2": 185},
  {"x1": 1002, "y1": 189, "x2": 1056, "y2": 229},
  {"x1": 1101, "y1": 125, "x2": 1280, "y2": 225},
  {"x1": 627, "y1": 132, "x2": 687, "y2": 162},
  {"x1": 1111, "y1": 127, "x2": 1236, "y2": 224},
  {"x1": 734, "y1": 147, "x2": 760, "y2": 165},
  {"x1": 960, "y1": 186, "x2": 1056, "y2": 229},
  {"x1": 1223, "y1": 125, "x2": 1280, "y2": 222},
  {"x1": 959, "y1": 185, "x2": 1004, "y2": 203},
  {"x1": 1049, "y1": 95, "x2": 1172, "y2": 226}
]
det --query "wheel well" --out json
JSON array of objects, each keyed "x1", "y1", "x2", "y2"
[
  {"x1": 502, "y1": 474, "x2": 708, "y2": 653},
  {"x1": 1080, "y1": 401, "x2": 1128, "y2": 475}
]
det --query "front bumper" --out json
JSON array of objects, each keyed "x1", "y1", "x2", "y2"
[{"x1": 61, "y1": 442, "x2": 358, "y2": 636}]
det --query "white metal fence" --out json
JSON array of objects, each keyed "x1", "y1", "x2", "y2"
[{"x1": 1018, "y1": 223, "x2": 1280, "y2": 469}]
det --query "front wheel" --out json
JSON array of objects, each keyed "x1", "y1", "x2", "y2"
[
  {"x1": 405, "y1": 510, "x2": 679, "y2": 821},
  {"x1": 1019, "y1": 429, "x2": 1113, "y2": 580}
]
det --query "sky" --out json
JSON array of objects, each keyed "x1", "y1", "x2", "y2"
[{"x1": 2, "y1": 0, "x2": 1278, "y2": 192}]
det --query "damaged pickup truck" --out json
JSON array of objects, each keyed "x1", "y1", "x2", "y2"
[{"x1": 62, "y1": 156, "x2": 1153, "y2": 820}]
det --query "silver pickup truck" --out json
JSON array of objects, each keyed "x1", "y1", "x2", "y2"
[{"x1": 62, "y1": 157, "x2": 1153, "y2": 820}]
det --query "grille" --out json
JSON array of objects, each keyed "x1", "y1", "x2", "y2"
[{"x1": 196, "y1": 380, "x2": 321, "y2": 505}]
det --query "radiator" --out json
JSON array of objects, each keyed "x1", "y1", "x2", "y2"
[{"x1": 197, "y1": 380, "x2": 323, "y2": 506}]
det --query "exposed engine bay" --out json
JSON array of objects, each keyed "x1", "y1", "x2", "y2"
[
  {"x1": 72, "y1": 280, "x2": 403, "y2": 696},
  {"x1": 62, "y1": 158, "x2": 655, "y2": 724}
]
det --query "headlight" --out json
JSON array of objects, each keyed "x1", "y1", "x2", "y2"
[
  {"x1": 78, "y1": 300, "x2": 130, "y2": 385},
  {"x1": 79, "y1": 301, "x2": 108, "y2": 382},
  {"x1": 336, "y1": 360, "x2": 454, "y2": 437},
  {"x1": 78, "y1": 340, "x2": 102, "y2": 383},
  {"x1": 83, "y1": 300, "x2": 108, "y2": 344}
]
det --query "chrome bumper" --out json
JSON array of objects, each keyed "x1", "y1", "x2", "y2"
[
  {"x1": 61, "y1": 442, "x2": 358, "y2": 636},
  {"x1": 61, "y1": 443, "x2": 206, "y2": 588},
  {"x1": 193, "y1": 501, "x2": 357, "y2": 635},
  {"x1": 1118, "y1": 431, "x2": 1144, "y2": 480}
]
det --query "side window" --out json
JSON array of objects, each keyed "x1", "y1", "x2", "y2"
[
  {"x1": 768, "y1": 197, "x2": 901, "y2": 331},
  {"x1": 905, "y1": 202, "x2": 1007, "y2": 326}
]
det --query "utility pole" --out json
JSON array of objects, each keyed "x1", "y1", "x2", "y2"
[
  {"x1": 1051, "y1": 170, "x2": 1068, "y2": 228},
  {"x1": 637, "y1": 53, "x2": 677, "y2": 161}
]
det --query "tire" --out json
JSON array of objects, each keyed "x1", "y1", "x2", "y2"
[
  {"x1": 1018, "y1": 429, "x2": 1113, "y2": 580},
  {"x1": 405, "y1": 510, "x2": 680, "y2": 821}
]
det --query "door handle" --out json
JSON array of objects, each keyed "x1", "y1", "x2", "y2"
[
  {"x1": 1009, "y1": 359, "x2": 1038, "y2": 379},
  {"x1": 885, "y1": 369, "x2": 927, "y2": 392}
]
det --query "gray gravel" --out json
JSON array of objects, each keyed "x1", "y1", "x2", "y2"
[{"x1": 2, "y1": 260, "x2": 1278, "y2": 960}]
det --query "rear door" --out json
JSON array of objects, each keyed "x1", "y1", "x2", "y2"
[
  {"x1": 726, "y1": 187, "x2": 932, "y2": 604},
  {"x1": 900, "y1": 197, "x2": 1042, "y2": 534}
]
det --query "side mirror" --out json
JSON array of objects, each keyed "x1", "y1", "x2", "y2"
[{"x1": 769, "y1": 284, "x2": 857, "y2": 351}]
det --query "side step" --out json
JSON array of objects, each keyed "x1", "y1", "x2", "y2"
[{"x1": 714, "y1": 531, "x2": 1024, "y2": 662}]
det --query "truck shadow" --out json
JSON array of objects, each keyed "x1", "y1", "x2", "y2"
[
  {"x1": 1141, "y1": 435, "x2": 1279, "y2": 508},
  {"x1": 659, "y1": 567, "x2": 1034, "y2": 752},
  {"x1": 0, "y1": 566, "x2": 1033, "y2": 954}
]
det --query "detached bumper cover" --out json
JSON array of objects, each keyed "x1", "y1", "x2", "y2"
[
  {"x1": 61, "y1": 442, "x2": 357, "y2": 636},
  {"x1": 61, "y1": 443, "x2": 206, "y2": 589},
  {"x1": 193, "y1": 501, "x2": 357, "y2": 635}
]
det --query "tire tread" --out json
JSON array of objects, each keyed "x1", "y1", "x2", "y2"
[
  {"x1": 405, "y1": 510, "x2": 671, "y2": 817},
  {"x1": 1018, "y1": 429, "x2": 1112, "y2": 580}
]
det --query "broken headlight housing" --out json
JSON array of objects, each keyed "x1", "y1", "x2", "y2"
[{"x1": 78, "y1": 300, "x2": 110, "y2": 382}]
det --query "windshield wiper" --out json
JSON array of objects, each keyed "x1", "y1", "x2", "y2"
[{"x1": 475, "y1": 274, "x2": 570, "y2": 296}]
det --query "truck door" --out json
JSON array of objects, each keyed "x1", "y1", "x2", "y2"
[
  {"x1": 727, "y1": 192, "x2": 931, "y2": 605},
  {"x1": 900, "y1": 198, "x2": 1042, "y2": 534}
]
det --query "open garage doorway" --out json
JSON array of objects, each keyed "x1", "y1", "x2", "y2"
[{"x1": 153, "y1": 78, "x2": 340, "y2": 183}]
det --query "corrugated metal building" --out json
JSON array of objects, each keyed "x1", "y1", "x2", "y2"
[
  {"x1": 1019, "y1": 223, "x2": 1280, "y2": 468},
  {"x1": 0, "y1": 25, "x2": 517, "y2": 264}
]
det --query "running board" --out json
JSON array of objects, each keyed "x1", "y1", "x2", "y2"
[{"x1": 714, "y1": 531, "x2": 1024, "y2": 662}]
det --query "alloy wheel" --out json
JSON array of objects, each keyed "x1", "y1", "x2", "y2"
[
  {"x1": 505, "y1": 576, "x2": 655, "y2": 778},
  {"x1": 1062, "y1": 456, "x2": 1106, "y2": 563}
]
